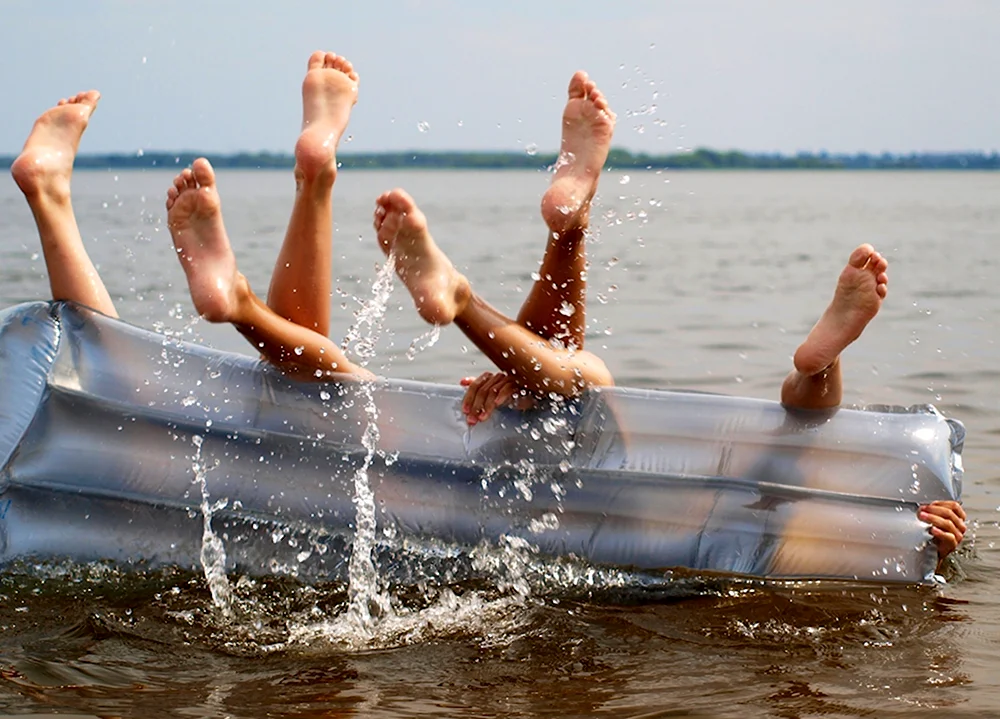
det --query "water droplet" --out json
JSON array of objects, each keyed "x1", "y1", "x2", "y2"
[
  {"x1": 619, "y1": 175, "x2": 631, "y2": 185},
  {"x1": 417, "y1": 121, "x2": 430, "y2": 133},
  {"x1": 293, "y1": 345, "x2": 305, "y2": 356},
  {"x1": 559, "y1": 301, "x2": 576, "y2": 317},
  {"x1": 529, "y1": 512, "x2": 560, "y2": 534},
  {"x1": 319, "y1": 390, "x2": 331, "y2": 401},
  {"x1": 525, "y1": 143, "x2": 538, "y2": 156}
]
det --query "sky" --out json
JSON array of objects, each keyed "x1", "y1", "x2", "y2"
[{"x1": 1, "y1": 0, "x2": 997, "y2": 156}]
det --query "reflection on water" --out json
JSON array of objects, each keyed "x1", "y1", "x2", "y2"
[{"x1": 0, "y1": 170, "x2": 997, "y2": 717}]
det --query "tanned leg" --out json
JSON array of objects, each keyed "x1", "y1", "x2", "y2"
[
  {"x1": 374, "y1": 188, "x2": 612, "y2": 397},
  {"x1": 166, "y1": 158, "x2": 370, "y2": 380},
  {"x1": 11, "y1": 91, "x2": 117, "y2": 317},
  {"x1": 775, "y1": 248, "x2": 963, "y2": 573},
  {"x1": 266, "y1": 51, "x2": 359, "y2": 333},
  {"x1": 518, "y1": 71, "x2": 615, "y2": 347},
  {"x1": 769, "y1": 246, "x2": 889, "y2": 576},
  {"x1": 779, "y1": 244, "x2": 889, "y2": 410}
]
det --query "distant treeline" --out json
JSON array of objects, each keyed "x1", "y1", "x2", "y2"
[{"x1": 2, "y1": 148, "x2": 998, "y2": 170}]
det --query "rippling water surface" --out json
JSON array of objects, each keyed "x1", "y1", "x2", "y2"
[{"x1": 0, "y1": 169, "x2": 997, "y2": 717}]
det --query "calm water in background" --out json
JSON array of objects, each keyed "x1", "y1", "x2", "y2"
[{"x1": 0, "y1": 169, "x2": 997, "y2": 717}]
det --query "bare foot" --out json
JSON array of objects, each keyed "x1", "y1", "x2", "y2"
[
  {"x1": 295, "y1": 51, "x2": 359, "y2": 185},
  {"x1": 373, "y1": 189, "x2": 471, "y2": 325},
  {"x1": 792, "y1": 244, "x2": 889, "y2": 375},
  {"x1": 540, "y1": 72, "x2": 616, "y2": 235},
  {"x1": 165, "y1": 159, "x2": 242, "y2": 322},
  {"x1": 11, "y1": 91, "x2": 101, "y2": 203}
]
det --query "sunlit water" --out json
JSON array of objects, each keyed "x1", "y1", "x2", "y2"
[{"x1": 0, "y1": 169, "x2": 997, "y2": 717}]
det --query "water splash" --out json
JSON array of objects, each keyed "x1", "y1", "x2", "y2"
[
  {"x1": 192, "y1": 435, "x2": 235, "y2": 618},
  {"x1": 405, "y1": 325, "x2": 442, "y2": 361},
  {"x1": 550, "y1": 151, "x2": 575, "y2": 173},
  {"x1": 286, "y1": 585, "x2": 529, "y2": 653},
  {"x1": 339, "y1": 255, "x2": 397, "y2": 634},
  {"x1": 343, "y1": 256, "x2": 397, "y2": 363},
  {"x1": 342, "y1": 384, "x2": 392, "y2": 632}
]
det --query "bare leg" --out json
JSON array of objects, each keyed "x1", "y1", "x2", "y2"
[
  {"x1": 167, "y1": 158, "x2": 370, "y2": 380},
  {"x1": 374, "y1": 189, "x2": 612, "y2": 396},
  {"x1": 266, "y1": 51, "x2": 359, "y2": 332},
  {"x1": 780, "y1": 244, "x2": 889, "y2": 410},
  {"x1": 773, "y1": 247, "x2": 962, "y2": 575},
  {"x1": 774, "y1": 246, "x2": 902, "y2": 577},
  {"x1": 518, "y1": 71, "x2": 616, "y2": 347},
  {"x1": 10, "y1": 91, "x2": 117, "y2": 317}
]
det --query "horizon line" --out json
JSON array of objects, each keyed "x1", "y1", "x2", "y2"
[{"x1": 2, "y1": 147, "x2": 999, "y2": 159}]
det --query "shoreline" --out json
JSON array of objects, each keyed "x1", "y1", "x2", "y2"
[{"x1": 2, "y1": 149, "x2": 998, "y2": 172}]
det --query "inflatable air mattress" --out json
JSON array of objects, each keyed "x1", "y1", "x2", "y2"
[{"x1": 0, "y1": 302, "x2": 964, "y2": 584}]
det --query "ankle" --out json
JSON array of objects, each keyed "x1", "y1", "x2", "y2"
[
  {"x1": 547, "y1": 223, "x2": 588, "y2": 243},
  {"x1": 451, "y1": 278, "x2": 475, "y2": 323},
  {"x1": 230, "y1": 272, "x2": 254, "y2": 319},
  {"x1": 12, "y1": 166, "x2": 72, "y2": 206},
  {"x1": 296, "y1": 165, "x2": 336, "y2": 193}
]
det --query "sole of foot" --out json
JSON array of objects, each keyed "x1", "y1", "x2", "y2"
[
  {"x1": 295, "y1": 51, "x2": 359, "y2": 185},
  {"x1": 11, "y1": 90, "x2": 101, "y2": 202},
  {"x1": 793, "y1": 243, "x2": 889, "y2": 376},
  {"x1": 540, "y1": 71, "x2": 616, "y2": 235},
  {"x1": 373, "y1": 188, "x2": 470, "y2": 325},
  {"x1": 165, "y1": 158, "x2": 241, "y2": 322}
]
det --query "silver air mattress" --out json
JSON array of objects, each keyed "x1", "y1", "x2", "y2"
[{"x1": 0, "y1": 302, "x2": 964, "y2": 584}]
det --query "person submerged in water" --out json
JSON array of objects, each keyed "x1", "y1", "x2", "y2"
[
  {"x1": 448, "y1": 239, "x2": 967, "y2": 568},
  {"x1": 9, "y1": 60, "x2": 965, "y2": 568},
  {"x1": 10, "y1": 50, "x2": 366, "y2": 377},
  {"x1": 159, "y1": 63, "x2": 965, "y2": 569},
  {"x1": 165, "y1": 68, "x2": 614, "y2": 397}
]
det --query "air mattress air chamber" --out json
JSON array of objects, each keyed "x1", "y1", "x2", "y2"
[{"x1": 0, "y1": 302, "x2": 963, "y2": 584}]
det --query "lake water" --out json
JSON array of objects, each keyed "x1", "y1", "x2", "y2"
[{"x1": 0, "y1": 169, "x2": 997, "y2": 717}]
